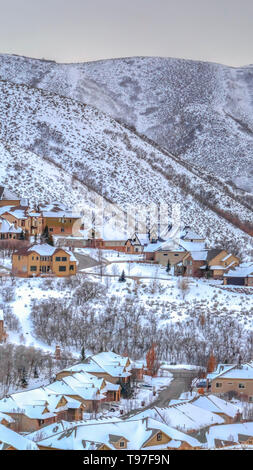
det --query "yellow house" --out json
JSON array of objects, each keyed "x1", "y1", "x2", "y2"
[
  {"x1": 205, "y1": 249, "x2": 240, "y2": 280},
  {"x1": 12, "y1": 244, "x2": 77, "y2": 277},
  {"x1": 40, "y1": 203, "x2": 82, "y2": 237}
]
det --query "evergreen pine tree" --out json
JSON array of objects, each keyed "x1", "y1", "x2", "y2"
[
  {"x1": 80, "y1": 346, "x2": 86, "y2": 362},
  {"x1": 166, "y1": 260, "x2": 171, "y2": 273},
  {"x1": 118, "y1": 270, "x2": 126, "y2": 282}
]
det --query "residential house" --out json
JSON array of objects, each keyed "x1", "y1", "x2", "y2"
[
  {"x1": 56, "y1": 352, "x2": 133, "y2": 392},
  {"x1": 55, "y1": 366, "x2": 121, "y2": 403},
  {"x1": 47, "y1": 370, "x2": 121, "y2": 410},
  {"x1": 145, "y1": 225, "x2": 206, "y2": 269},
  {"x1": 32, "y1": 417, "x2": 201, "y2": 450},
  {"x1": 203, "y1": 249, "x2": 240, "y2": 280},
  {"x1": 0, "y1": 387, "x2": 86, "y2": 433},
  {"x1": 175, "y1": 250, "x2": 208, "y2": 277},
  {"x1": 40, "y1": 202, "x2": 82, "y2": 237},
  {"x1": 224, "y1": 263, "x2": 253, "y2": 286},
  {"x1": 208, "y1": 363, "x2": 253, "y2": 401},
  {"x1": 125, "y1": 232, "x2": 151, "y2": 254},
  {"x1": 0, "y1": 217, "x2": 23, "y2": 241},
  {"x1": 175, "y1": 249, "x2": 240, "y2": 279},
  {"x1": 12, "y1": 243, "x2": 78, "y2": 277},
  {"x1": 0, "y1": 205, "x2": 31, "y2": 237}
]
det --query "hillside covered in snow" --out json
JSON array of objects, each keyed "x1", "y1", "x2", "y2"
[
  {"x1": 0, "y1": 54, "x2": 253, "y2": 192},
  {"x1": 0, "y1": 55, "x2": 252, "y2": 254}
]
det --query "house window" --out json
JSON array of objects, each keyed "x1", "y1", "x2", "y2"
[
  {"x1": 238, "y1": 383, "x2": 245, "y2": 389},
  {"x1": 174, "y1": 254, "x2": 179, "y2": 257},
  {"x1": 70, "y1": 265, "x2": 74, "y2": 271},
  {"x1": 56, "y1": 257, "x2": 61, "y2": 261},
  {"x1": 30, "y1": 266, "x2": 37, "y2": 272},
  {"x1": 216, "y1": 382, "x2": 222, "y2": 388},
  {"x1": 49, "y1": 228, "x2": 53, "y2": 232},
  {"x1": 157, "y1": 433, "x2": 162, "y2": 441},
  {"x1": 61, "y1": 228, "x2": 65, "y2": 233},
  {"x1": 62, "y1": 257, "x2": 67, "y2": 261},
  {"x1": 119, "y1": 441, "x2": 125, "y2": 448},
  {"x1": 249, "y1": 397, "x2": 253, "y2": 402},
  {"x1": 59, "y1": 266, "x2": 66, "y2": 272}
]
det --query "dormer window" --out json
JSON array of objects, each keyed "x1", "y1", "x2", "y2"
[
  {"x1": 120, "y1": 440, "x2": 125, "y2": 448},
  {"x1": 157, "y1": 432, "x2": 162, "y2": 441}
]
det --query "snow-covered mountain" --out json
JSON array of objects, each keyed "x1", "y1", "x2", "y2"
[
  {"x1": 0, "y1": 54, "x2": 252, "y2": 254},
  {"x1": 0, "y1": 54, "x2": 253, "y2": 192}
]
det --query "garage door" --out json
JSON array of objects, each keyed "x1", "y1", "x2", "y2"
[{"x1": 226, "y1": 277, "x2": 245, "y2": 286}]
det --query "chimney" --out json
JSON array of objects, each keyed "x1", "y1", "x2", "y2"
[{"x1": 55, "y1": 345, "x2": 61, "y2": 360}]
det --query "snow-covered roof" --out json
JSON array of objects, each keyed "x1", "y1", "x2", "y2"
[
  {"x1": 40, "y1": 202, "x2": 81, "y2": 219},
  {"x1": 214, "y1": 363, "x2": 253, "y2": 380},
  {"x1": 15, "y1": 243, "x2": 78, "y2": 262},
  {"x1": 128, "y1": 402, "x2": 224, "y2": 431},
  {"x1": 179, "y1": 240, "x2": 206, "y2": 252},
  {"x1": 1, "y1": 206, "x2": 28, "y2": 220},
  {"x1": 144, "y1": 240, "x2": 164, "y2": 253},
  {"x1": 191, "y1": 394, "x2": 240, "y2": 418},
  {"x1": 89, "y1": 351, "x2": 131, "y2": 378},
  {"x1": 0, "y1": 217, "x2": 22, "y2": 234},
  {"x1": 206, "y1": 422, "x2": 253, "y2": 448},
  {"x1": 188, "y1": 250, "x2": 208, "y2": 261},
  {"x1": 207, "y1": 364, "x2": 235, "y2": 381},
  {"x1": 35, "y1": 417, "x2": 200, "y2": 450},
  {"x1": 224, "y1": 263, "x2": 253, "y2": 278},
  {"x1": 181, "y1": 227, "x2": 205, "y2": 241},
  {"x1": 0, "y1": 423, "x2": 38, "y2": 450}
]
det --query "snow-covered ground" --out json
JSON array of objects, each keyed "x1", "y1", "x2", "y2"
[
  {"x1": 75, "y1": 248, "x2": 144, "y2": 262},
  {"x1": 82, "y1": 261, "x2": 169, "y2": 279},
  {"x1": 1, "y1": 266, "x2": 252, "y2": 358}
]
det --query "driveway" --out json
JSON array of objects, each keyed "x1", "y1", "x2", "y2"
[{"x1": 124, "y1": 369, "x2": 198, "y2": 418}]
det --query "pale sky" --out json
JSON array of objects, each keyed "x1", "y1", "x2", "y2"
[{"x1": 0, "y1": 0, "x2": 252, "y2": 66}]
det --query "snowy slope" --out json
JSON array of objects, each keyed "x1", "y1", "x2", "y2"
[
  {"x1": 0, "y1": 54, "x2": 253, "y2": 191},
  {"x1": 0, "y1": 78, "x2": 252, "y2": 253}
]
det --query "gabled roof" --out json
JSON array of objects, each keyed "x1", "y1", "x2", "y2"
[
  {"x1": 40, "y1": 202, "x2": 81, "y2": 219},
  {"x1": 224, "y1": 263, "x2": 253, "y2": 278},
  {"x1": 89, "y1": 351, "x2": 131, "y2": 378},
  {"x1": 128, "y1": 402, "x2": 224, "y2": 431},
  {"x1": 191, "y1": 394, "x2": 240, "y2": 418},
  {"x1": 13, "y1": 243, "x2": 78, "y2": 262},
  {"x1": 206, "y1": 422, "x2": 253, "y2": 448},
  {"x1": 0, "y1": 423, "x2": 38, "y2": 450},
  {"x1": 0, "y1": 217, "x2": 22, "y2": 234},
  {"x1": 34, "y1": 417, "x2": 200, "y2": 450},
  {"x1": 212, "y1": 363, "x2": 253, "y2": 380},
  {"x1": 185, "y1": 250, "x2": 208, "y2": 261}
]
